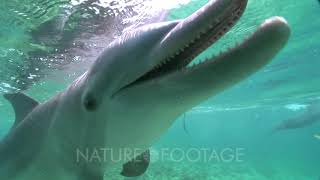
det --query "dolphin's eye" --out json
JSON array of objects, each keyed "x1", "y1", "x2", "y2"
[{"x1": 83, "y1": 93, "x2": 97, "y2": 111}]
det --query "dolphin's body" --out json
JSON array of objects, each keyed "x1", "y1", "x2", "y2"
[
  {"x1": 273, "y1": 103, "x2": 320, "y2": 132},
  {"x1": 0, "y1": 0, "x2": 290, "y2": 179}
]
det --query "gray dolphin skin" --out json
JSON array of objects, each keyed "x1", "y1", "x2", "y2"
[
  {"x1": 0, "y1": 0, "x2": 290, "y2": 179},
  {"x1": 273, "y1": 104, "x2": 320, "y2": 132}
]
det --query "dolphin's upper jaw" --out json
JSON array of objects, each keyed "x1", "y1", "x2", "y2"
[{"x1": 116, "y1": 0, "x2": 248, "y2": 92}]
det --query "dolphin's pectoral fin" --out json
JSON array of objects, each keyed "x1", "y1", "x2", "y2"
[
  {"x1": 3, "y1": 92, "x2": 39, "y2": 128},
  {"x1": 120, "y1": 149, "x2": 150, "y2": 177}
]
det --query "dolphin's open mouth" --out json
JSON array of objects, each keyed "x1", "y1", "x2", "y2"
[{"x1": 121, "y1": 0, "x2": 248, "y2": 89}]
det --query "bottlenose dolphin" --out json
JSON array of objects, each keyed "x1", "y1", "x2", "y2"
[
  {"x1": 0, "y1": 0, "x2": 290, "y2": 179},
  {"x1": 314, "y1": 134, "x2": 320, "y2": 140},
  {"x1": 273, "y1": 103, "x2": 320, "y2": 132}
]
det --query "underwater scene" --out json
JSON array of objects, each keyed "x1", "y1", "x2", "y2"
[{"x1": 0, "y1": 0, "x2": 319, "y2": 179}]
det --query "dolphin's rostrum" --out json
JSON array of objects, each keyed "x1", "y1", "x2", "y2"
[{"x1": 0, "y1": 0, "x2": 290, "y2": 179}]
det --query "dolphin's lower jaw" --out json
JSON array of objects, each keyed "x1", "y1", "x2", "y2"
[{"x1": 115, "y1": 11, "x2": 290, "y2": 107}]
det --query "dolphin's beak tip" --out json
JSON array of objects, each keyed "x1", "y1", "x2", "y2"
[
  {"x1": 262, "y1": 16, "x2": 291, "y2": 42},
  {"x1": 265, "y1": 16, "x2": 289, "y2": 28}
]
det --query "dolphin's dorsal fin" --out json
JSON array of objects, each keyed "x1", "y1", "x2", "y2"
[
  {"x1": 3, "y1": 92, "x2": 39, "y2": 127},
  {"x1": 121, "y1": 149, "x2": 150, "y2": 177}
]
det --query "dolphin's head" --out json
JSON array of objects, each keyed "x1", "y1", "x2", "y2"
[{"x1": 78, "y1": 0, "x2": 290, "y2": 148}]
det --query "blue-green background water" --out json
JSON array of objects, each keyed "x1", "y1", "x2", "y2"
[{"x1": 0, "y1": 0, "x2": 320, "y2": 179}]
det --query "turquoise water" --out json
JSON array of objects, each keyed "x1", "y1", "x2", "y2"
[{"x1": 1, "y1": 0, "x2": 320, "y2": 179}]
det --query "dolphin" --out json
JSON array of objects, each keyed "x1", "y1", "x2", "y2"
[
  {"x1": 314, "y1": 134, "x2": 320, "y2": 140},
  {"x1": 272, "y1": 103, "x2": 320, "y2": 132},
  {"x1": 0, "y1": 0, "x2": 290, "y2": 179}
]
